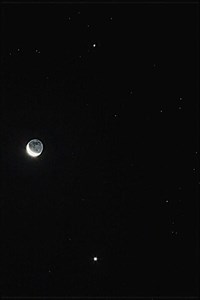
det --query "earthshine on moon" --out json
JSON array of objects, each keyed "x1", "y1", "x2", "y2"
[{"x1": 26, "y1": 139, "x2": 43, "y2": 157}]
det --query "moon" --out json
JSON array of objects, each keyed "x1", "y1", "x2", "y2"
[{"x1": 26, "y1": 139, "x2": 43, "y2": 157}]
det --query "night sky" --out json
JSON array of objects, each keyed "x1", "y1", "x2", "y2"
[{"x1": 1, "y1": 2, "x2": 199, "y2": 298}]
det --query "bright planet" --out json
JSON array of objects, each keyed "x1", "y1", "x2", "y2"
[{"x1": 26, "y1": 139, "x2": 43, "y2": 157}]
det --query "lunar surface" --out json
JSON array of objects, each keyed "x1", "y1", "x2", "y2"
[{"x1": 26, "y1": 139, "x2": 43, "y2": 157}]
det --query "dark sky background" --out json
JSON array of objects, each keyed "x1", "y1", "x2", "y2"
[{"x1": 1, "y1": 2, "x2": 199, "y2": 299}]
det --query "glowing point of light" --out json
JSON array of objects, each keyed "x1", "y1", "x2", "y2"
[{"x1": 26, "y1": 139, "x2": 43, "y2": 158}]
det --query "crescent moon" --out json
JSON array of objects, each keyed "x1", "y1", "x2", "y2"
[{"x1": 26, "y1": 143, "x2": 41, "y2": 157}]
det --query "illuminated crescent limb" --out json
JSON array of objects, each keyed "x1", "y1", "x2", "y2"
[{"x1": 26, "y1": 143, "x2": 40, "y2": 157}]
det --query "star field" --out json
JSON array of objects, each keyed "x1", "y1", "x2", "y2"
[{"x1": 1, "y1": 3, "x2": 199, "y2": 298}]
